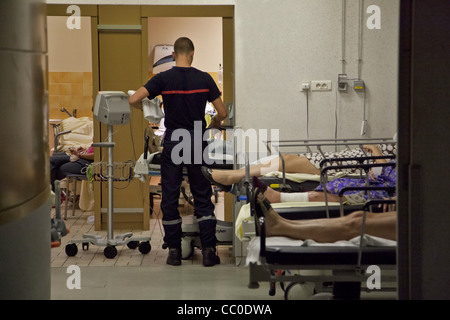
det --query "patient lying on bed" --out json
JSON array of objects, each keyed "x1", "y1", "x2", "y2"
[
  {"x1": 202, "y1": 144, "x2": 393, "y2": 191},
  {"x1": 252, "y1": 158, "x2": 396, "y2": 205},
  {"x1": 254, "y1": 191, "x2": 397, "y2": 242}
]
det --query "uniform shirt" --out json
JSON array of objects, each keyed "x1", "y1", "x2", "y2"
[{"x1": 144, "y1": 66, "x2": 221, "y2": 133}]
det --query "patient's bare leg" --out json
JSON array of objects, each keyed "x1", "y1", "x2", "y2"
[
  {"x1": 210, "y1": 154, "x2": 320, "y2": 186},
  {"x1": 261, "y1": 197, "x2": 397, "y2": 242}
]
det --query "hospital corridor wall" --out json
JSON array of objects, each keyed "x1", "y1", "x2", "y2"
[
  {"x1": 45, "y1": 0, "x2": 401, "y2": 142},
  {"x1": 0, "y1": 0, "x2": 51, "y2": 299}
]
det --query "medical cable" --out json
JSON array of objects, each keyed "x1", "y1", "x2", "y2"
[
  {"x1": 306, "y1": 90, "x2": 310, "y2": 139},
  {"x1": 341, "y1": 0, "x2": 347, "y2": 74},
  {"x1": 334, "y1": 88, "x2": 339, "y2": 152},
  {"x1": 358, "y1": 0, "x2": 364, "y2": 80},
  {"x1": 128, "y1": 107, "x2": 138, "y2": 162}
]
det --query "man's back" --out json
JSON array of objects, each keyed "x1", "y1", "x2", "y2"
[{"x1": 145, "y1": 66, "x2": 221, "y2": 132}]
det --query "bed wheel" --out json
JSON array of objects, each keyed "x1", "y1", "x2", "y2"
[
  {"x1": 65, "y1": 243, "x2": 78, "y2": 257},
  {"x1": 82, "y1": 242, "x2": 89, "y2": 251},
  {"x1": 127, "y1": 241, "x2": 139, "y2": 250},
  {"x1": 104, "y1": 245, "x2": 117, "y2": 259},
  {"x1": 284, "y1": 282, "x2": 315, "y2": 300},
  {"x1": 138, "y1": 241, "x2": 151, "y2": 254},
  {"x1": 269, "y1": 283, "x2": 276, "y2": 296}
]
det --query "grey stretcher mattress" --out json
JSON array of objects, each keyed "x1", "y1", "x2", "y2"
[{"x1": 264, "y1": 245, "x2": 396, "y2": 266}]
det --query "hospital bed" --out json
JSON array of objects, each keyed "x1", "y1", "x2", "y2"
[
  {"x1": 243, "y1": 159, "x2": 396, "y2": 298},
  {"x1": 247, "y1": 198, "x2": 397, "y2": 300},
  {"x1": 235, "y1": 157, "x2": 396, "y2": 241},
  {"x1": 229, "y1": 139, "x2": 397, "y2": 299},
  {"x1": 235, "y1": 138, "x2": 397, "y2": 236}
]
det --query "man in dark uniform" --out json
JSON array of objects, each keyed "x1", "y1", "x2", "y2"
[{"x1": 129, "y1": 37, "x2": 227, "y2": 266}]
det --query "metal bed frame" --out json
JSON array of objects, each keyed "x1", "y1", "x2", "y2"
[{"x1": 244, "y1": 138, "x2": 397, "y2": 299}]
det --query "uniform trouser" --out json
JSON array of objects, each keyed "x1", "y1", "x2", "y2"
[{"x1": 160, "y1": 138, "x2": 216, "y2": 249}]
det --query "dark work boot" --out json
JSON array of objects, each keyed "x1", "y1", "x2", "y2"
[
  {"x1": 166, "y1": 248, "x2": 182, "y2": 266},
  {"x1": 202, "y1": 247, "x2": 220, "y2": 267}
]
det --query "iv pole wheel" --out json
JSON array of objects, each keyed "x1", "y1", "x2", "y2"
[
  {"x1": 65, "y1": 243, "x2": 78, "y2": 257},
  {"x1": 104, "y1": 245, "x2": 117, "y2": 259},
  {"x1": 127, "y1": 241, "x2": 139, "y2": 250},
  {"x1": 138, "y1": 241, "x2": 151, "y2": 254}
]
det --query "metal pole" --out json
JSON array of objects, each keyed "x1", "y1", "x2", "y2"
[{"x1": 107, "y1": 124, "x2": 114, "y2": 242}]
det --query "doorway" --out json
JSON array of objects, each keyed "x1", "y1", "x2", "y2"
[{"x1": 46, "y1": 4, "x2": 235, "y2": 230}]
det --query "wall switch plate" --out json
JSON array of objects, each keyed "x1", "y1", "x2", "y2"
[
  {"x1": 301, "y1": 81, "x2": 310, "y2": 91},
  {"x1": 353, "y1": 80, "x2": 365, "y2": 91},
  {"x1": 311, "y1": 80, "x2": 332, "y2": 91}
]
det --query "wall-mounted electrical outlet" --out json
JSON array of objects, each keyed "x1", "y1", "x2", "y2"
[
  {"x1": 338, "y1": 74, "x2": 348, "y2": 92},
  {"x1": 353, "y1": 80, "x2": 365, "y2": 92},
  {"x1": 311, "y1": 80, "x2": 332, "y2": 91},
  {"x1": 301, "y1": 81, "x2": 310, "y2": 91}
]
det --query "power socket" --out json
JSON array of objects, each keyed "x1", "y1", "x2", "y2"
[
  {"x1": 338, "y1": 74, "x2": 348, "y2": 92},
  {"x1": 301, "y1": 81, "x2": 310, "y2": 91},
  {"x1": 311, "y1": 80, "x2": 332, "y2": 91}
]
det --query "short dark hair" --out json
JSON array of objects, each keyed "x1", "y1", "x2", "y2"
[{"x1": 174, "y1": 37, "x2": 194, "y2": 55}]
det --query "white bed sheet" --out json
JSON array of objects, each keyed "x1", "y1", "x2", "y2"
[{"x1": 246, "y1": 235, "x2": 396, "y2": 265}]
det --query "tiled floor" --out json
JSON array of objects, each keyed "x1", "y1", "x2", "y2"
[
  {"x1": 49, "y1": 194, "x2": 396, "y2": 300},
  {"x1": 50, "y1": 192, "x2": 283, "y2": 300},
  {"x1": 51, "y1": 193, "x2": 233, "y2": 268}
]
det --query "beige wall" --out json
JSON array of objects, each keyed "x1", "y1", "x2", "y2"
[
  {"x1": 46, "y1": 16, "x2": 222, "y2": 119},
  {"x1": 47, "y1": 16, "x2": 93, "y2": 119},
  {"x1": 47, "y1": 16, "x2": 92, "y2": 72},
  {"x1": 46, "y1": 0, "x2": 400, "y2": 141},
  {"x1": 147, "y1": 17, "x2": 223, "y2": 73}
]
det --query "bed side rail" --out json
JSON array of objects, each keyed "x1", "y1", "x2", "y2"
[
  {"x1": 255, "y1": 191, "x2": 397, "y2": 264},
  {"x1": 320, "y1": 161, "x2": 396, "y2": 217}
]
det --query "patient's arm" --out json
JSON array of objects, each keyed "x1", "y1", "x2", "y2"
[
  {"x1": 363, "y1": 144, "x2": 387, "y2": 163},
  {"x1": 74, "y1": 148, "x2": 94, "y2": 161},
  {"x1": 79, "y1": 152, "x2": 94, "y2": 161}
]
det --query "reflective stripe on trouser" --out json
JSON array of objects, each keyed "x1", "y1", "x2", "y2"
[
  {"x1": 161, "y1": 218, "x2": 183, "y2": 249},
  {"x1": 161, "y1": 138, "x2": 216, "y2": 248}
]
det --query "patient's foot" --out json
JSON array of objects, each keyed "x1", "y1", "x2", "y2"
[
  {"x1": 256, "y1": 192, "x2": 282, "y2": 237},
  {"x1": 201, "y1": 167, "x2": 232, "y2": 192},
  {"x1": 208, "y1": 169, "x2": 238, "y2": 186},
  {"x1": 252, "y1": 176, "x2": 280, "y2": 203}
]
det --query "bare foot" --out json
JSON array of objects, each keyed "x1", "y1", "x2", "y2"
[
  {"x1": 256, "y1": 193, "x2": 282, "y2": 237},
  {"x1": 210, "y1": 169, "x2": 236, "y2": 186},
  {"x1": 262, "y1": 186, "x2": 281, "y2": 203}
]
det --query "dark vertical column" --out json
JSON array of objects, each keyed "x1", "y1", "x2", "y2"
[
  {"x1": 0, "y1": 0, "x2": 51, "y2": 299},
  {"x1": 398, "y1": 0, "x2": 450, "y2": 299}
]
